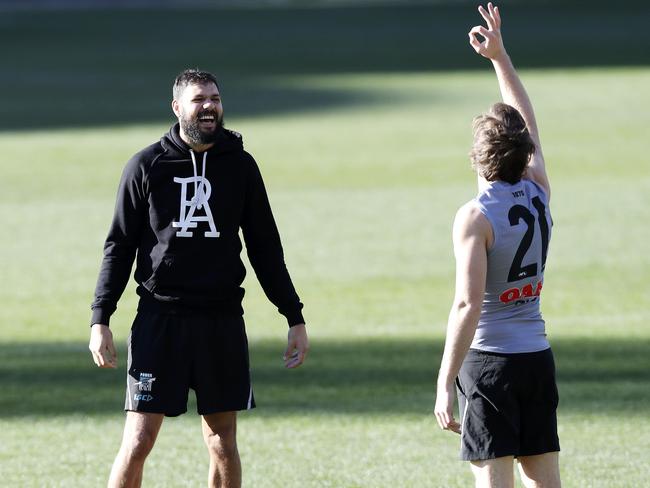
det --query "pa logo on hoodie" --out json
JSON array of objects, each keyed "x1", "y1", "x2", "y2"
[
  {"x1": 171, "y1": 149, "x2": 220, "y2": 238},
  {"x1": 171, "y1": 175, "x2": 220, "y2": 238}
]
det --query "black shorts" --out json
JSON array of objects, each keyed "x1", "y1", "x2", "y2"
[
  {"x1": 456, "y1": 348, "x2": 560, "y2": 461},
  {"x1": 125, "y1": 310, "x2": 255, "y2": 417}
]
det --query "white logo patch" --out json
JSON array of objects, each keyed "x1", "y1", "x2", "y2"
[
  {"x1": 172, "y1": 176, "x2": 220, "y2": 238},
  {"x1": 134, "y1": 372, "x2": 156, "y2": 392}
]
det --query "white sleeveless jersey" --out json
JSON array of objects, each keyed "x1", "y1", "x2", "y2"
[{"x1": 471, "y1": 179, "x2": 552, "y2": 353}]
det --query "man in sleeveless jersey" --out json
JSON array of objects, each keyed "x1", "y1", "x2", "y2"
[
  {"x1": 88, "y1": 69, "x2": 309, "y2": 488},
  {"x1": 434, "y1": 4, "x2": 560, "y2": 487}
]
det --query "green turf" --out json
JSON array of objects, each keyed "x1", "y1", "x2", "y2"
[{"x1": 1, "y1": 2, "x2": 650, "y2": 487}]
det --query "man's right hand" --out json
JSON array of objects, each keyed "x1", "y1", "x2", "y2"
[
  {"x1": 89, "y1": 323, "x2": 117, "y2": 368},
  {"x1": 468, "y1": 3, "x2": 506, "y2": 61},
  {"x1": 434, "y1": 382, "x2": 462, "y2": 435}
]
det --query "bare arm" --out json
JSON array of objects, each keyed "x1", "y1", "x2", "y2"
[
  {"x1": 434, "y1": 203, "x2": 490, "y2": 434},
  {"x1": 469, "y1": 3, "x2": 550, "y2": 198}
]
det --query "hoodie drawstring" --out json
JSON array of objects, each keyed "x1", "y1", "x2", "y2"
[{"x1": 189, "y1": 150, "x2": 208, "y2": 209}]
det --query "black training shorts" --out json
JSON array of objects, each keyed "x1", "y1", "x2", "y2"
[
  {"x1": 456, "y1": 348, "x2": 560, "y2": 461},
  {"x1": 125, "y1": 309, "x2": 255, "y2": 417}
]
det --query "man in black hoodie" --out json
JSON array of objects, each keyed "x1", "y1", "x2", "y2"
[{"x1": 88, "y1": 69, "x2": 309, "y2": 488}]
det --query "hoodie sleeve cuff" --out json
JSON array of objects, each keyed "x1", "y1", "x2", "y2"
[
  {"x1": 285, "y1": 309, "x2": 305, "y2": 328},
  {"x1": 90, "y1": 308, "x2": 112, "y2": 327}
]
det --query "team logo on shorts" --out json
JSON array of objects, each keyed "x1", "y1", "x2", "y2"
[{"x1": 135, "y1": 372, "x2": 156, "y2": 392}]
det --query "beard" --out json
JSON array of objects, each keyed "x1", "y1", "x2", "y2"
[{"x1": 180, "y1": 109, "x2": 225, "y2": 145}]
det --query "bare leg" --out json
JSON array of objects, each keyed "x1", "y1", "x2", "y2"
[
  {"x1": 108, "y1": 411, "x2": 164, "y2": 488},
  {"x1": 518, "y1": 452, "x2": 561, "y2": 488},
  {"x1": 202, "y1": 411, "x2": 241, "y2": 488},
  {"x1": 470, "y1": 456, "x2": 515, "y2": 488}
]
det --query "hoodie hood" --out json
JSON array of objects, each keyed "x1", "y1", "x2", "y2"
[{"x1": 161, "y1": 122, "x2": 244, "y2": 158}]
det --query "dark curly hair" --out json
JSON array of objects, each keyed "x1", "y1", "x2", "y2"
[
  {"x1": 172, "y1": 68, "x2": 220, "y2": 100},
  {"x1": 470, "y1": 103, "x2": 536, "y2": 184}
]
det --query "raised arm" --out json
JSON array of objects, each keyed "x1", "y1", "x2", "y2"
[{"x1": 469, "y1": 3, "x2": 550, "y2": 197}]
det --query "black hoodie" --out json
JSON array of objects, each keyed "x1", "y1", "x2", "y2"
[{"x1": 91, "y1": 123, "x2": 304, "y2": 327}]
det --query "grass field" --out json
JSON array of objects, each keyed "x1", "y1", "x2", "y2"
[{"x1": 1, "y1": 2, "x2": 650, "y2": 487}]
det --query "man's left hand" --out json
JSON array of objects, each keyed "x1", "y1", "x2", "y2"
[{"x1": 284, "y1": 324, "x2": 309, "y2": 369}]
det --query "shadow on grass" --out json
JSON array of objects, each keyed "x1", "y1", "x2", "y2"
[
  {"x1": 0, "y1": 337, "x2": 648, "y2": 418},
  {"x1": 2, "y1": 2, "x2": 648, "y2": 131}
]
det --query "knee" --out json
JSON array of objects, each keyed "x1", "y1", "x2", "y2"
[
  {"x1": 518, "y1": 455, "x2": 561, "y2": 488},
  {"x1": 204, "y1": 422, "x2": 237, "y2": 458},
  {"x1": 122, "y1": 428, "x2": 157, "y2": 462}
]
